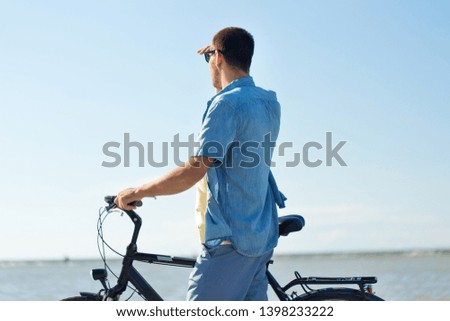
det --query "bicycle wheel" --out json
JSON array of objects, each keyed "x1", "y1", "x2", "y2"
[{"x1": 294, "y1": 287, "x2": 383, "y2": 301}]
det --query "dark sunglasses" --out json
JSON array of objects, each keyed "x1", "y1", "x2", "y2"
[{"x1": 204, "y1": 49, "x2": 223, "y2": 63}]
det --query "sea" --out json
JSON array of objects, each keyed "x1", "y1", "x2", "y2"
[{"x1": 1, "y1": 250, "x2": 449, "y2": 301}]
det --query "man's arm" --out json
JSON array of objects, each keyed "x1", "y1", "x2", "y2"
[{"x1": 115, "y1": 156, "x2": 214, "y2": 210}]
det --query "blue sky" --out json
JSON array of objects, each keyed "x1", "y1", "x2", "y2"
[{"x1": 1, "y1": 0, "x2": 449, "y2": 260}]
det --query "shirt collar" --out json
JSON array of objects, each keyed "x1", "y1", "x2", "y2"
[
  {"x1": 202, "y1": 76, "x2": 254, "y2": 123},
  {"x1": 221, "y1": 75, "x2": 255, "y2": 93},
  {"x1": 209, "y1": 76, "x2": 255, "y2": 103}
]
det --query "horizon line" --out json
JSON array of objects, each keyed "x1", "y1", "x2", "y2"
[{"x1": 1, "y1": 247, "x2": 449, "y2": 263}]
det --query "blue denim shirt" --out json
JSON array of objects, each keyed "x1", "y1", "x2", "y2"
[{"x1": 195, "y1": 76, "x2": 282, "y2": 257}]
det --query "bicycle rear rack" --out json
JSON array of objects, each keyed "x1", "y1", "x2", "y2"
[{"x1": 283, "y1": 271, "x2": 377, "y2": 295}]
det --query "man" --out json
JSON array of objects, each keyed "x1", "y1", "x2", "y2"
[{"x1": 115, "y1": 27, "x2": 282, "y2": 300}]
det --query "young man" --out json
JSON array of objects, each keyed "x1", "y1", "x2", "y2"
[{"x1": 115, "y1": 27, "x2": 282, "y2": 300}]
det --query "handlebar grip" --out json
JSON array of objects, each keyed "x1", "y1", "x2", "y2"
[
  {"x1": 104, "y1": 195, "x2": 143, "y2": 210},
  {"x1": 129, "y1": 200, "x2": 142, "y2": 207}
]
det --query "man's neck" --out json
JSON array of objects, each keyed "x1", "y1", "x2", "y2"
[{"x1": 220, "y1": 68, "x2": 249, "y2": 89}]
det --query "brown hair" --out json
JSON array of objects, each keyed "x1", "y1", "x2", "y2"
[{"x1": 212, "y1": 27, "x2": 254, "y2": 73}]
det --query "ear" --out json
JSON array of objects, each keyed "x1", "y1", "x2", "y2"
[{"x1": 215, "y1": 50, "x2": 223, "y2": 69}]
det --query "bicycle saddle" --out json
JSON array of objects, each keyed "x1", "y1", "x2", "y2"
[{"x1": 278, "y1": 215, "x2": 305, "y2": 237}]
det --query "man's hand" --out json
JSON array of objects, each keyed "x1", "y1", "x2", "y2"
[
  {"x1": 197, "y1": 45, "x2": 213, "y2": 55},
  {"x1": 114, "y1": 188, "x2": 142, "y2": 211}
]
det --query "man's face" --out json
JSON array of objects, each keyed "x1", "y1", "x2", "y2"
[{"x1": 207, "y1": 46, "x2": 222, "y2": 91}]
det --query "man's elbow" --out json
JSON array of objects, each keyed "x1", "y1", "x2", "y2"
[
  {"x1": 189, "y1": 156, "x2": 215, "y2": 169},
  {"x1": 187, "y1": 156, "x2": 214, "y2": 180}
]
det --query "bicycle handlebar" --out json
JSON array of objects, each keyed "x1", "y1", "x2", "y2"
[
  {"x1": 104, "y1": 195, "x2": 143, "y2": 246},
  {"x1": 104, "y1": 195, "x2": 143, "y2": 211}
]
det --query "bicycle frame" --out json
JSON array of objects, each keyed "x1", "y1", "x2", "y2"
[
  {"x1": 101, "y1": 207, "x2": 197, "y2": 300},
  {"x1": 108, "y1": 249, "x2": 197, "y2": 300},
  {"x1": 86, "y1": 201, "x2": 379, "y2": 301}
]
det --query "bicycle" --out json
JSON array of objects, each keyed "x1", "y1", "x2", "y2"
[{"x1": 62, "y1": 196, "x2": 383, "y2": 301}]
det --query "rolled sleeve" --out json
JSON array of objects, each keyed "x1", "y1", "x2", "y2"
[{"x1": 195, "y1": 98, "x2": 238, "y2": 163}]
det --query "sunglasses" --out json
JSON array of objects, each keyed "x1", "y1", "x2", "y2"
[{"x1": 204, "y1": 49, "x2": 223, "y2": 63}]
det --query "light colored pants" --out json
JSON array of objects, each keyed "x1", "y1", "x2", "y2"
[{"x1": 186, "y1": 244, "x2": 273, "y2": 301}]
